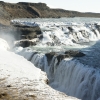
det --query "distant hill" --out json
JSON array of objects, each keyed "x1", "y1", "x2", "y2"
[{"x1": 0, "y1": 1, "x2": 100, "y2": 25}]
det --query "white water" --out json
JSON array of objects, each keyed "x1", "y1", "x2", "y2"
[
  {"x1": 11, "y1": 17, "x2": 100, "y2": 47},
  {"x1": 15, "y1": 44, "x2": 100, "y2": 100},
  {"x1": 12, "y1": 17, "x2": 100, "y2": 100},
  {"x1": 49, "y1": 59, "x2": 100, "y2": 100}
]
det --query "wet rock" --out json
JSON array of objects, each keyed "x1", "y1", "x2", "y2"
[
  {"x1": 13, "y1": 25, "x2": 42, "y2": 40},
  {"x1": 68, "y1": 27, "x2": 73, "y2": 32},
  {"x1": 65, "y1": 50, "x2": 85, "y2": 57},
  {"x1": 45, "y1": 50, "x2": 85, "y2": 65},
  {"x1": 45, "y1": 52, "x2": 56, "y2": 65},
  {"x1": 56, "y1": 54, "x2": 70, "y2": 65},
  {"x1": 0, "y1": 23, "x2": 42, "y2": 48},
  {"x1": 15, "y1": 40, "x2": 36, "y2": 47}
]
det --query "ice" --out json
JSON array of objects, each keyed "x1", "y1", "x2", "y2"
[{"x1": 0, "y1": 49, "x2": 42, "y2": 82}]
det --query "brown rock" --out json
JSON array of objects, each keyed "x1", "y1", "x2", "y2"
[
  {"x1": 15, "y1": 40, "x2": 36, "y2": 47},
  {"x1": 65, "y1": 50, "x2": 85, "y2": 57},
  {"x1": 0, "y1": 1, "x2": 100, "y2": 26}
]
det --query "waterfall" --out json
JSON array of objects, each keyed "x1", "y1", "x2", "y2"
[
  {"x1": 12, "y1": 18, "x2": 100, "y2": 100},
  {"x1": 49, "y1": 59, "x2": 100, "y2": 100},
  {"x1": 11, "y1": 19, "x2": 100, "y2": 46},
  {"x1": 15, "y1": 47, "x2": 100, "y2": 100}
]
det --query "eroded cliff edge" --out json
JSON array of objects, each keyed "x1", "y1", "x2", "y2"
[{"x1": 0, "y1": 1, "x2": 100, "y2": 25}]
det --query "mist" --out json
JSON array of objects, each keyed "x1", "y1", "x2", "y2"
[{"x1": 0, "y1": 26, "x2": 22, "y2": 49}]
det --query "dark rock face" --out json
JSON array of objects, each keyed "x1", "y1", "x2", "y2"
[
  {"x1": 13, "y1": 25, "x2": 42, "y2": 40},
  {"x1": 68, "y1": 27, "x2": 73, "y2": 32},
  {"x1": 0, "y1": 23, "x2": 42, "y2": 48},
  {"x1": 65, "y1": 50, "x2": 85, "y2": 57},
  {"x1": 95, "y1": 24, "x2": 100, "y2": 33},
  {"x1": 45, "y1": 50, "x2": 85, "y2": 65},
  {"x1": 15, "y1": 40, "x2": 36, "y2": 47},
  {"x1": 13, "y1": 25, "x2": 42, "y2": 47},
  {"x1": 45, "y1": 52, "x2": 56, "y2": 65}
]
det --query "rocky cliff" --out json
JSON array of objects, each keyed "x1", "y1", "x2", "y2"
[{"x1": 0, "y1": 1, "x2": 100, "y2": 25}]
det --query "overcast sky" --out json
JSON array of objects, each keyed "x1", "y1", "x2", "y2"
[{"x1": 3, "y1": 0, "x2": 100, "y2": 13}]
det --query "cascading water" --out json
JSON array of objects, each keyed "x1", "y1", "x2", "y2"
[
  {"x1": 13, "y1": 17, "x2": 100, "y2": 100},
  {"x1": 15, "y1": 45, "x2": 100, "y2": 100},
  {"x1": 11, "y1": 18, "x2": 100, "y2": 46}
]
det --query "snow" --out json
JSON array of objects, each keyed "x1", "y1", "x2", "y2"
[
  {"x1": 0, "y1": 38, "x2": 10, "y2": 50},
  {"x1": 0, "y1": 49, "x2": 42, "y2": 81},
  {"x1": 0, "y1": 38, "x2": 43, "y2": 81}
]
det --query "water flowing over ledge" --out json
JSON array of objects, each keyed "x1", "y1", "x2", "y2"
[
  {"x1": 11, "y1": 18, "x2": 100, "y2": 47},
  {"x1": 12, "y1": 17, "x2": 100, "y2": 100},
  {"x1": 0, "y1": 38, "x2": 79, "y2": 100},
  {"x1": 15, "y1": 44, "x2": 100, "y2": 100}
]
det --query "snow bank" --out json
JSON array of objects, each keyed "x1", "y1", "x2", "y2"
[
  {"x1": 0, "y1": 39, "x2": 79, "y2": 100},
  {"x1": 0, "y1": 38, "x2": 10, "y2": 50}
]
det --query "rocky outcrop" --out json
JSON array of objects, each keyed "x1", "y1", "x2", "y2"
[
  {"x1": 15, "y1": 39, "x2": 37, "y2": 47},
  {"x1": 0, "y1": 1, "x2": 100, "y2": 25},
  {"x1": 0, "y1": 23, "x2": 42, "y2": 48},
  {"x1": 45, "y1": 50, "x2": 85, "y2": 65},
  {"x1": 0, "y1": 2, "x2": 10, "y2": 25},
  {"x1": 13, "y1": 25, "x2": 42, "y2": 40},
  {"x1": 65, "y1": 50, "x2": 85, "y2": 57}
]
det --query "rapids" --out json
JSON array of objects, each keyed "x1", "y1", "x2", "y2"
[
  {"x1": 15, "y1": 42, "x2": 100, "y2": 100},
  {"x1": 12, "y1": 17, "x2": 100, "y2": 100},
  {"x1": 11, "y1": 17, "x2": 100, "y2": 46}
]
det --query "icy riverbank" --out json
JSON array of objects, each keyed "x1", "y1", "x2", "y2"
[{"x1": 0, "y1": 38, "x2": 79, "y2": 100}]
